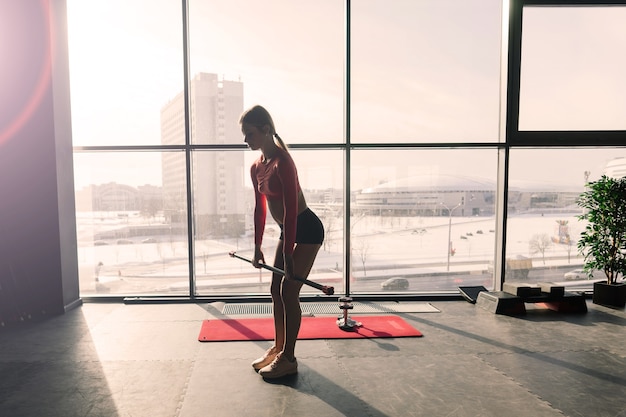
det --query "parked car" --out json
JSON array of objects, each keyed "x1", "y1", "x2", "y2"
[
  {"x1": 142, "y1": 238, "x2": 157, "y2": 243},
  {"x1": 381, "y1": 277, "x2": 409, "y2": 290},
  {"x1": 563, "y1": 268, "x2": 601, "y2": 280}
]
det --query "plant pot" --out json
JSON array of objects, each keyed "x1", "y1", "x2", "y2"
[{"x1": 592, "y1": 281, "x2": 626, "y2": 308}]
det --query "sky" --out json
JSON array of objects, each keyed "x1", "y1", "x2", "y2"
[{"x1": 65, "y1": 0, "x2": 626, "y2": 190}]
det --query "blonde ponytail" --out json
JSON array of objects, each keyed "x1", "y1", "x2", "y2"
[{"x1": 274, "y1": 133, "x2": 289, "y2": 153}]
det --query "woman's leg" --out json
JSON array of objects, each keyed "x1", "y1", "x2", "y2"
[
  {"x1": 250, "y1": 245, "x2": 285, "y2": 371},
  {"x1": 271, "y1": 245, "x2": 285, "y2": 351},
  {"x1": 280, "y1": 243, "x2": 321, "y2": 360}
]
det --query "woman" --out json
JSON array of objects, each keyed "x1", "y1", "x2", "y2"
[{"x1": 241, "y1": 105, "x2": 324, "y2": 378}]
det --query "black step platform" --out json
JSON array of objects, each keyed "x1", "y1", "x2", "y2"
[
  {"x1": 458, "y1": 286, "x2": 488, "y2": 304},
  {"x1": 476, "y1": 291, "x2": 527, "y2": 315},
  {"x1": 502, "y1": 282, "x2": 542, "y2": 298},
  {"x1": 476, "y1": 282, "x2": 587, "y2": 315}
]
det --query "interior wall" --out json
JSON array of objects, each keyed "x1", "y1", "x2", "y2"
[{"x1": 0, "y1": 0, "x2": 80, "y2": 326}]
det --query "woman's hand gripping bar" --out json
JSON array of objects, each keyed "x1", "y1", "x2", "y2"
[{"x1": 228, "y1": 251, "x2": 334, "y2": 296}]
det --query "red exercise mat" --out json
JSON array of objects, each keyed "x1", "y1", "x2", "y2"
[{"x1": 198, "y1": 315, "x2": 422, "y2": 342}]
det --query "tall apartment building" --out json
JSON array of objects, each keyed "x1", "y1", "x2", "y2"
[
  {"x1": 160, "y1": 73, "x2": 245, "y2": 237},
  {"x1": 604, "y1": 157, "x2": 626, "y2": 178}
]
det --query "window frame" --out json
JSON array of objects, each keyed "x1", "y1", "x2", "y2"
[{"x1": 506, "y1": 0, "x2": 626, "y2": 146}]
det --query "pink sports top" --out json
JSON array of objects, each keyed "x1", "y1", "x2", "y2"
[{"x1": 251, "y1": 148, "x2": 301, "y2": 255}]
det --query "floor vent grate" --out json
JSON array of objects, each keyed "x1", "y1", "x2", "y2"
[{"x1": 221, "y1": 302, "x2": 438, "y2": 315}]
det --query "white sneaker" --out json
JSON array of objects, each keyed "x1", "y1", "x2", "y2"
[
  {"x1": 252, "y1": 346, "x2": 279, "y2": 371},
  {"x1": 258, "y1": 352, "x2": 298, "y2": 378}
]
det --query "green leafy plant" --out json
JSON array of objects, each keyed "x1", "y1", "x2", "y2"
[{"x1": 577, "y1": 175, "x2": 626, "y2": 285}]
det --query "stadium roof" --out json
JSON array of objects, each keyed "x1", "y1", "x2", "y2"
[{"x1": 360, "y1": 173, "x2": 582, "y2": 193}]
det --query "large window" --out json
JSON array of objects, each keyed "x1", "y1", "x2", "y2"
[
  {"x1": 67, "y1": 0, "x2": 625, "y2": 298},
  {"x1": 506, "y1": 148, "x2": 626, "y2": 287},
  {"x1": 188, "y1": 149, "x2": 344, "y2": 295},
  {"x1": 502, "y1": 0, "x2": 626, "y2": 291},
  {"x1": 349, "y1": 148, "x2": 499, "y2": 293},
  {"x1": 351, "y1": 0, "x2": 503, "y2": 143},
  {"x1": 518, "y1": 6, "x2": 626, "y2": 131},
  {"x1": 68, "y1": 0, "x2": 187, "y2": 296},
  {"x1": 73, "y1": 151, "x2": 188, "y2": 295},
  {"x1": 67, "y1": 0, "x2": 184, "y2": 147},
  {"x1": 187, "y1": 0, "x2": 345, "y2": 144}
]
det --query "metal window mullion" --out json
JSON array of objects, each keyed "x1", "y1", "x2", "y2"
[
  {"x1": 495, "y1": 146, "x2": 510, "y2": 290},
  {"x1": 181, "y1": 0, "x2": 196, "y2": 298},
  {"x1": 493, "y1": 0, "x2": 514, "y2": 291},
  {"x1": 344, "y1": 0, "x2": 351, "y2": 297}
]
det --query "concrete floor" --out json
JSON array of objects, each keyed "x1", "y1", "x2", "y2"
[{"x1": 0, "y1": 299, "x2": 624, "y2": 417}]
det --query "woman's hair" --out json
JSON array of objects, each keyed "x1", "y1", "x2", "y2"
[{"x1": 239, "y1": 105, "x2": 288, "y2": 151}]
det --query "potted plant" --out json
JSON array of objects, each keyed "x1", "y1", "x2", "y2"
[{"x1": 577, "y1": 175, "x2": 626, "y2": 308}]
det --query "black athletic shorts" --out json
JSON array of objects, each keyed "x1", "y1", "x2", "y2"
[{"x1": 279, "y1": 208, "x2": 324, "y2": 245}]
